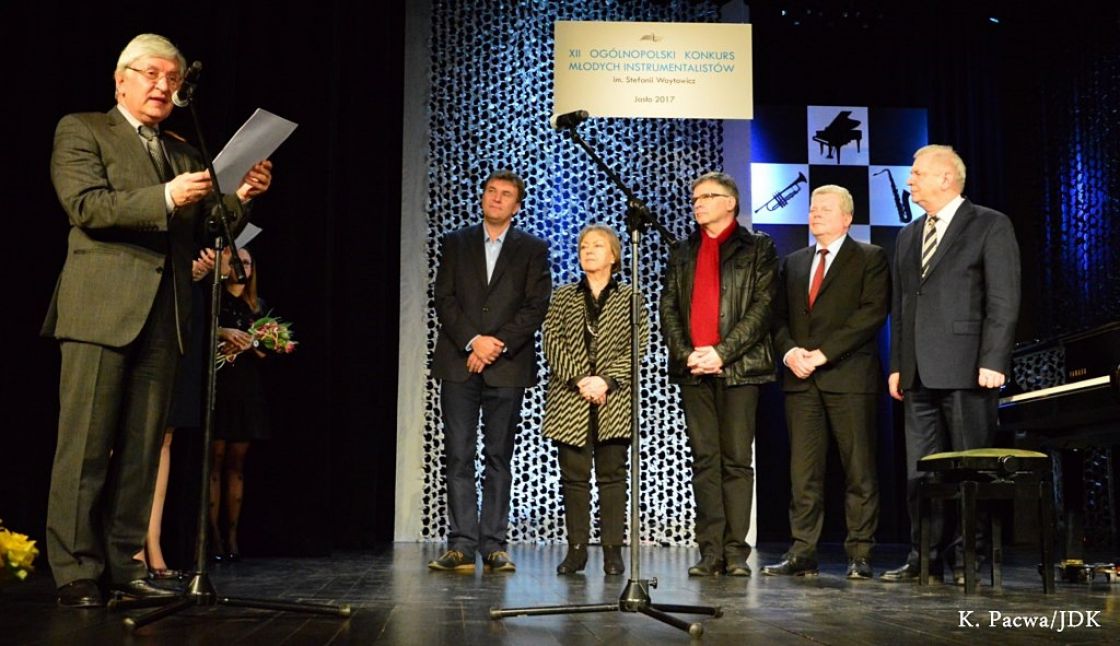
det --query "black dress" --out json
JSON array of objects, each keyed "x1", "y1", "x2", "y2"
[
  {"x1": 213, "y1": 294, "x2": 271, "y2": 442},
  {"x1": 165, "y1": 281, "x2": 207, "y2": 429}
]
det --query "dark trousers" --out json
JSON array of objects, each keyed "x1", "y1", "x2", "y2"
[
  {"x1": 441, "y1": 374, "x2": 524, "y2": 556},
  {"x1": 47, "y1": 275, "x2": 178, "y2": 587},
  {"x1": 679, "y1": 379, "x2": 758, "y2": 560},
  {"x1": 903, "y1": 379, "x2": 997, "y2": 565},
  {"x1": 784, "y1": 385, "x2": 879, "y2": 560},
  {"x1": 557, "y1": 438, "x2": 629, "y2": 545}
]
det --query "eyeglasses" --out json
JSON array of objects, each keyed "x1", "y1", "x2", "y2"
[
  {"x1": 689, "y1": 193, "x2": 730, "y2": 206},
  {"x1": 126, "y1": 66, "x2": 183, "y2": 89}
]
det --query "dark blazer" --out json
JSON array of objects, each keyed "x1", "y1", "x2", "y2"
[
  {"x1": 431, "y1": 223, "x2": 551, "y2": 387},
  {"x1": 42, "y1": 107, "x2": 246, "y2": 352},
  {"x1": 660, "y1": 225, "x2": 777, "y2": 386},
  {"x1": 773, "y1": 237, "x2": 890, "y2": 393},
  {"x1": 890, "y1": 199, "x2": 1021, "y2": 390}
]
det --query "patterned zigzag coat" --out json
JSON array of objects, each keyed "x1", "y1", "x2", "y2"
[{"x1": 541, "y1": 281, "x2": 650, "y2": 447}]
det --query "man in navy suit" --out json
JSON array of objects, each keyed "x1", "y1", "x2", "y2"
[
  {"x1": 881, "y1": 145, "x2": 1021, "y2": 583},
  {"x1": 428, "y1": 170, "x2": 551, "y2": 573},
  {"x1": 763, "y1": 185, "x2": 889, "y2": 580}
]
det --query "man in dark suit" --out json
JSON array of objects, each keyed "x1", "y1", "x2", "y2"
[
  {"x1": 762, "y1": 185, "x2": 889, "y2": 580},
  {"x1": 43, "y1": 34, "x2": 272, "y2": 608},
  {"x1": 881, "y1": 145, "x2": 1020, "y2": 583},
  {"x1": 428, "y1": 170, "x2": 551, "y2": 573},
  {"x1": 660, "y1": 171, "x2": 777, "y2": 577}
]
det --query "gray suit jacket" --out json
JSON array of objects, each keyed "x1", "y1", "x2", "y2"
[
  {"x1": 431, "y1": 223, "x2": 551, "y2": 387},
  {"x1": 889, "y1": 199, "x2": 1021, "y2": 390},
  {"x1": 773, "y1": 237, "x2": 890, "y2": 394},
  {"x1": 42, "y1": 107, "x2": 246, "y2": 352}
]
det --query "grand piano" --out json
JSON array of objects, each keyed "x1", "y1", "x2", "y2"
[
  {"x1": 812, "y1": 110, "x2": 863, "y2": 164},
  {"x1": 998, "y1": 321, "x2": 1120, "y2": 569}
]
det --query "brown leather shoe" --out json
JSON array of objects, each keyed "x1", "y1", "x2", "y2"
[
  {"x1": 688, "y1": 555, "x2": 724, "y2": 577},
  {"x1": 427, "y1": 549, "x2": 476, "y2": 572},
  {"x1": 484, "y1": 550, "x2": 516, "y2": 573}
]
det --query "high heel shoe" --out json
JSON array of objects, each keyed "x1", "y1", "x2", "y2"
[
  {"x1": 603, "y1": 545, "x2": 624, "y2": 575},
  {"x1": 556, "y1": 544, "x2": 587, "y2": 575}
]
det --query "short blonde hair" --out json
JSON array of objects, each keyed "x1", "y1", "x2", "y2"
[
  {"x1": 578, "y1": 224, "x2": 622, "y2": 274},
  {"x1": 810, "y1": 184, "x2": 854, "y2": 215},
  {"x1": 914, "y1": 144, "x2": 967, "y2": 191},
  {"x1": 115, "y1": 34, "x2": 186, "y2": 77}
]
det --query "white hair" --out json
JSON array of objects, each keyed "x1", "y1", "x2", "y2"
[
  {"x1": 914, "y1": 144, "x2": 967, "y2": 191},
  {"x1": 115, "y1": 33, "x2": 185, "y2": 76}
]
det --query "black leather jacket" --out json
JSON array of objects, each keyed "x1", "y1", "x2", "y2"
[{"x1": 659, "y1": 225, "x2": 777, "y2": 386}]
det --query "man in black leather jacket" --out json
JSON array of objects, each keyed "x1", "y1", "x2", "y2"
[{"x1": 660, "y1": 171, "x2": 777, "y2": 577}]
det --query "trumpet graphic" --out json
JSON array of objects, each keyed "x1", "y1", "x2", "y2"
[{"x1": 754, "y1": 172, "x2": 807, "y2": 214}]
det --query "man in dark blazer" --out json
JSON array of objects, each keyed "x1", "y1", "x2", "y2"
[
  {"x1": 428, "y1": 170, "x2": 551, "y2": 574},
  {"x1": 43, "y1": 34, "x2": 271, "y2": 608},
  {"x1": 763, "y1": 185, "x2": 889, "y2": 580},
  {"x1": 882, "y1": 145, "x2": 1020, "y2": 583}
]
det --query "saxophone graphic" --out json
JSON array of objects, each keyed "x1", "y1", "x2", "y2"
[{"x1": 873, "y1": 169, "x2": 913, "y2": 223}]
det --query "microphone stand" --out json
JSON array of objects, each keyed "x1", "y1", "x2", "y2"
[
  {"x1": 108, "y1": 79, "x2": 351, "y2": 630},
  {"x1": 489, "y1": 121, "x2": 722, "y2": 637}
]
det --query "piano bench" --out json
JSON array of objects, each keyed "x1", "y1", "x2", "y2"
[{"x1": 916, "y1": 449, "x2": 1056, "y2": 594}]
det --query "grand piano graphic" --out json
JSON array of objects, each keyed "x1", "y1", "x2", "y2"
[{"x1": 812, "y1": 110, "x2": 863, "y2": 164}]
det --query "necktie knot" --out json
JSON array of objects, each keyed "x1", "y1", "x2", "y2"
[{"x1": 138, "y1": 125, "x2": 158, "y2": 141}]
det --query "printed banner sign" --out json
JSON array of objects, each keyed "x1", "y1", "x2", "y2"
[{"x1": 554, "y1": 21, "x2": 753, "y2": 120}]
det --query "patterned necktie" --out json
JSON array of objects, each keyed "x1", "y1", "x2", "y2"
[
  {"x1": 808, "y1": 248, "x2": 829, "y2": 310},
  {"x1": 138, "y1": 125, "x2": 172, "y2": 181},
  {"x1": 921, "y1": 214, "x2": 940, "y2": 279}
]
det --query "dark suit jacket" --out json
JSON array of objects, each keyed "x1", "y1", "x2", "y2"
[
  {"x1": 431, "y1": 223, "x2": 551, "y2": 387},
  {"x1": 889, "y1": 199, "x2": 1021, "y2": 390},
  {"x1": 773, "y1": 237, "x2": 890, "y2": 393},
  {"x1": 42, "y1": 107, "x2": 246, "y2": 353}
]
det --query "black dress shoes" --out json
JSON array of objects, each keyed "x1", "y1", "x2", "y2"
[
  {"x1": 556, "y1": 544, "x2": 587, "y2": 575},
  {"x1": 687, "y1": 555, "x2": 724, "y2": 577},
  {"x1": 724, "y1": 552, "x2": 751, "y2": 577},
  {"x1": 602, "y1": 545, "x2": 624, "y2": 576},
  {"x1": 880, "y1": 561, "x2": 942, "y2": 583},
  {"x1": 846, "y1": 558, "x2": 873, "y2": 580},
  {"x1": 57, "y1": 579, "x2": 104, "y2": 608},
  {"x1": 111, "y1": 579, "x2": 179, "y2": 599},
  {"x1": 762, "y1": 556, "x2": 819, "y2": 577}
]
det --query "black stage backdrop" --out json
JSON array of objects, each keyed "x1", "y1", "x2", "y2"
[{"x1": 2, "y1": 1, "x2": 1117, "y2": 561}]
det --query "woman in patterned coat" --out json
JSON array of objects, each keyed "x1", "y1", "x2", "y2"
[{"x1": 541, "y1": 225, "x2": 649, "y2": 576}]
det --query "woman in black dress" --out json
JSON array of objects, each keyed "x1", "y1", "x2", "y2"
[{"x1": 209, "y1": 246, "x2": 271, "y2": 560}]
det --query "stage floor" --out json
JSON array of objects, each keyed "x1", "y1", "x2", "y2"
[{"x1": 3, "y1": 543, "x2": 1117, "y2": 644}]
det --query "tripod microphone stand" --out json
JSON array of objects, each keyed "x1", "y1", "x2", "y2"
[
  {"x1": 489, "y1": 119, "x2": 722, "y2": 637},
  {"x1": 109, "y1": 68, "x2": 350, "y2": 629}
]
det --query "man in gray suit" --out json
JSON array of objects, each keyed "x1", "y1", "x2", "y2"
[
  {"x1": 43, "y1": 33, "x2": 273, "y2": 607},
  {"x1": 427, "y1": 170, "x2": 551, "y2": 574},
  {"x1": 881, "y1": 145, "x2": 1020, "y2": 583}
]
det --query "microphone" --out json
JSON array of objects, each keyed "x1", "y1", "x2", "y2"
[
  {"x1": 172, "y1": 61, "x2": 204, "y2": 107},
  {"x1": 550, "y1": 109, "x2": 589, "y2": 130}
]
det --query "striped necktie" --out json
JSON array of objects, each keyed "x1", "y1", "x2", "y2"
[
  {"x1": 920, "y1": 214, "x2": 939, "y2": 279},
  {"x1": 138, "y1": 125, "x2": 172, "y2": 181}
]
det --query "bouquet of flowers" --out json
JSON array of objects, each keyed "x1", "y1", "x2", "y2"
[
  {"x1": 217, "y1": 313, "x2": 298, "y2": 368},
  {"x1": 0, "y1": 519, "x2": 39, "y2": 583}
]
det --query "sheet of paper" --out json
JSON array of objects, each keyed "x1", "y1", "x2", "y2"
[
  {"x1": 234, "y1": 222, "x2": 263, "y2": 249},
  {"x1": 213, "y1": 108, "x2": 298, "y2": 192}
]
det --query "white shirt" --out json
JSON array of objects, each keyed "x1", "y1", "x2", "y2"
[{"x1": 927, "y1": 194, "x2": 965, "y2": 244}]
